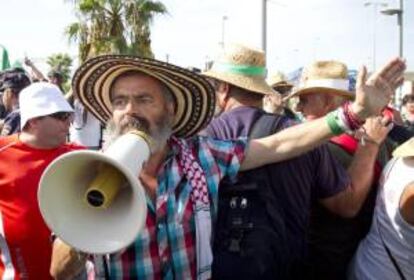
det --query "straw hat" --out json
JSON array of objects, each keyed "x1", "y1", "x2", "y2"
[
  {"x1": 266, "y1": 71, "x2": 293, "y2": 93},
  {"x1": 288, "y1": 60, "x2": 354, "y2": 99},
  {"x1": 203, "y1": 44, "x2": 276, "y2": 95},
  {"x1": 72, "y1": 55, "x2": 215, "y2": 138},
  {"x1": 393, "y1": 137, "x2": 414, "y2": 158}
]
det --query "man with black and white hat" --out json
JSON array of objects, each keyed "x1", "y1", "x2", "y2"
[
  {"x1": 0, "y1": 82, "x2": 83, "y2": 279},
  {"x1": 50, "y1": 54, "x2": 405, "y2": 280}
]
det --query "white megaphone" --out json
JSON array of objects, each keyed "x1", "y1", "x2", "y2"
[{"x1": 38, "y1": 131, "x2": 151, "y2": 254}]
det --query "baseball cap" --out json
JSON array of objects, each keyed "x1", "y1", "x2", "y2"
[{"x1": 0, "y1": 70, "x2": 31, "y2": 92}]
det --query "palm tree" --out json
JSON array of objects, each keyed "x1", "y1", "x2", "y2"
[
  {"x1": 46, "y1": 53, "x2": 73, "y2": 83},
  {"x1": 125, "y1": 0, "x2": 168, "y2": 57},
  {"x1": 46, "y1": 53, "x2": 73, "y2": 92},
  {"x1": 65, "y1": 0, "x2": 167, "y2": 62}
]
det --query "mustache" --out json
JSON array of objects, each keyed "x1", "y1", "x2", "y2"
[{"x1": 119, "y1": 115, "x2": 150, "y2": 134}]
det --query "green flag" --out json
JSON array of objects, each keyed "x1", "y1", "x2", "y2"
[{"x1": 0, "y1": 45, "x2": 11, "y2": 70}]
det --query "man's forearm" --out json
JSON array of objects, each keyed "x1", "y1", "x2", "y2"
[
  {"x1": 241, "y1": 117, "x2": 333, "y2": 170},
  {"x1": 344, "y1": 142, "x2": 380, "y2": 213},
  {"x1": 319, "y1": 141, "x2": 380, "y2": 218},
  {"x1": 241, "y1": 57, "x2": 405, "y2": 171},
  {"x1": 28, "y1": 64, "x2": 47, "y2": 81}
]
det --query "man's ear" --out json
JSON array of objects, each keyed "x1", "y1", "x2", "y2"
[
  {"x1": 26, "y1": 118, "x2": 40, "y2": 130},
  {"x1": 217, "y1": 82, "x2": 231, "y2": 102}
]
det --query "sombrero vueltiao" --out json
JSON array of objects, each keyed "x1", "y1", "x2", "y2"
[
  {"x1": 72, "y1": 55, "x2": 216, "y2": 138},
  {"x1": 288, "y1": 60, "x2": 354, "y2": 100}
]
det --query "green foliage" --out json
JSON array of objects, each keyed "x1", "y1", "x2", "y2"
[
  {"x1": 46, "y1": 53, "x2": 73, "y2": 92},
  {"x1": 65, "y1": 0, "x2": 167, "y2": 63},
  {"x1": 46, "y1": 53, "x2": 73, "y2": 82}
]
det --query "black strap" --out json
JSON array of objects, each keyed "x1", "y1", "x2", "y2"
[
  {"x1": 247, "y1": 112, "x2": 287, "y2": 230},
  {"x1": 377, "y1": 217, "x2": 406, "y2": 280},
  {"x1": 249, "y1": 113, "x2": 283, "y2": 140}
]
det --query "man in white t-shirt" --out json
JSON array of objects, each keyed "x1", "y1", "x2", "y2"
[
  {"x1": 349, "y1": 138, "x2": 414, "y2": 280},
  {"x1": 69, "y1": 98, "x2": 102, "y2": 149}
]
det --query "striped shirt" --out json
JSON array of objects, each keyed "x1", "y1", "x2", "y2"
[{"x1": 107, "y1": 136, "x2": 247, "y2": 279}]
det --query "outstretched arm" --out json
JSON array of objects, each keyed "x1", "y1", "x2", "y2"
[
  {"x1": 24, "y1": 57, "x2": 47, "y2": 81},
  {"x1": 241, "y1": 57, "x2": 406, "y2": 171},
  {"x1": 321, "y1": 116, "x2": 392, "y2": 217}
]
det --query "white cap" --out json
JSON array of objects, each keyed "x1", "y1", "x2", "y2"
[{"x1": 20, "y1": 82, "x2": 73, "y2": 129}]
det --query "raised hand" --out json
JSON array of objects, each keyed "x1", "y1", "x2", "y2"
[
  {"x1": 50, "y1": 238, "x2": 87, "y2": 279},
  {"x1": 352, "y1": 57, "x2": 406, "y2": 120},
  {"x1": 361, "y1": 115, "x2": 393, "y2": 145},
  {"x1": 24, "y1": 57, "x2": 33, "y2": 67}
]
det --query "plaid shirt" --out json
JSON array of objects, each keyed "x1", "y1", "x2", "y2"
[{"x1": 107, "y1": 136, "x2": 246, "y2": 279}]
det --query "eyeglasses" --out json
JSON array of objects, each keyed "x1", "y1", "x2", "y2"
[
  {"x1": 272, "y1": 87, "x2": 292, "y2": 96},
  {"x1": 48, "y1": 112, "x2": 72, "y2": 121}
]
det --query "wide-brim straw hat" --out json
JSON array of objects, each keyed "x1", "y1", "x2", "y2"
[
  {"x1": 203, "y1": 44, "x2": 276, "y2": 96},
  {"x1": 72, "y1": 55, "x2": 216, "y2": 138},
  {"x1": 267, "y1": 71, "x2": 293, "y2": 92},
  {"x1": 393, "y1": 137, "x2": 414, "y2": 158},
  {"x1": 287, "y1": 60, "x2": 354, "y2": 100}
]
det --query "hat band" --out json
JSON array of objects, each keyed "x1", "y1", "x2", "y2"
[
  {"x1": 212, "y1": 63, "x2": 266, "y2": 77},
  {"x1": 304, "y1": 79, "x2": 349, "y2": 91}
]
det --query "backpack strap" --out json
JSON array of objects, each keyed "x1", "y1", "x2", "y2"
[
  {"x1": 213, "y1": 112, "x2": 290, "y2": 278},
  {"x1": 249, "y1": 113, "x2": 285, "y2": 140},
  {"x1": 245, "y1": 112, "x2": 287, "y2": 235}
]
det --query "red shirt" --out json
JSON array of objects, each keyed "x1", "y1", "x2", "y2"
[{"x1": 0, "y1": 134, "x2": 83, "y2": 279}]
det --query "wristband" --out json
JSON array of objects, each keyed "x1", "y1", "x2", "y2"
[
  {"x1": 343, "y1": 102, "x2": 365, "y2": 130},
  {"x1": 326, "y1": 111, "x2": 345, "y2": 135}
]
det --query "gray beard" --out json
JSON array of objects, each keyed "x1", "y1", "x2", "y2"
[{"x1": 104, "y1": 116, "x2": 172, "y2": 153}]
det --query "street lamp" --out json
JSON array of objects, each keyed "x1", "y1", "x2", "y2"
[
  {"x1": 380, "y1": 0, "x2": 403, "y2": 58},
  {"x1": 261, "y1": 0, "x2": 267, "y2": 53},
  {"x1": 364, "y1": 1, "x2": 388, "y2": 71},
  {"x1": 381, "y1": 0, "x2": 404, "y2": 106},
  {"x1": 261, "y1": 0, "x2": 286, "y2": 61},
  {"x1": 220, "y1": 16, "x2": 228, "y2": 49}
]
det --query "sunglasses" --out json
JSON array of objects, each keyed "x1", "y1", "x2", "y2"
[{"x1": 48, "y1": 112, "x2": 72, "y2": 121}]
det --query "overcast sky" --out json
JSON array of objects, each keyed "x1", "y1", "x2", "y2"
[{"x1": 1, "y1": 0, "x2": 413, "y2": 75}]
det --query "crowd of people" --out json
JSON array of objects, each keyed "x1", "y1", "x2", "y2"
[{"x1": 0, "y1": 44, "x2": 413, "y2": 280}]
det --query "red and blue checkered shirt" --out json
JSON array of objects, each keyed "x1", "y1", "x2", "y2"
[{"x1": 106, "y1": 136, "x2": 246, "y2": 279}]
